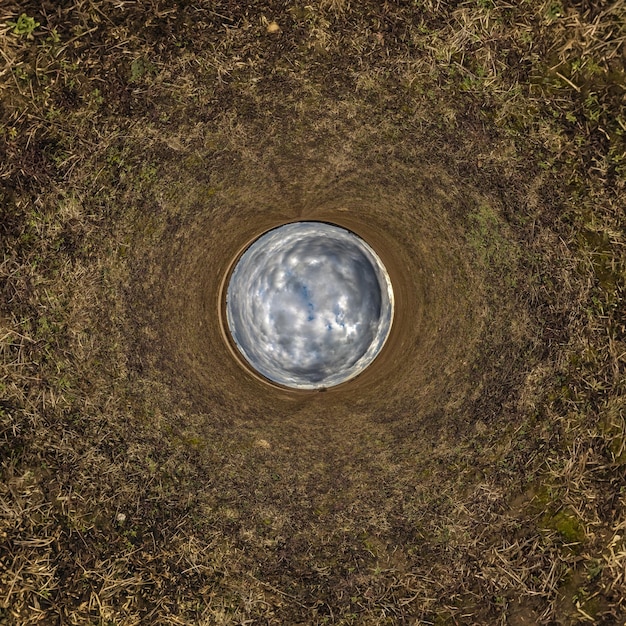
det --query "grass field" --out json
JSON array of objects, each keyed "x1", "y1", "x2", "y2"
[{"x1": 1, "y1": 1, "x2": 625, "y2": 624}]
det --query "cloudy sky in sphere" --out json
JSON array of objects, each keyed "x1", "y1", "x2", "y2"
[{"x1": 226, "y1": 222, "x2": 394, "y2": 389}]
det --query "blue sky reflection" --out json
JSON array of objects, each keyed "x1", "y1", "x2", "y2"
[{"x1": 226, "y1": 222, "x2": 394, "y2": 389}]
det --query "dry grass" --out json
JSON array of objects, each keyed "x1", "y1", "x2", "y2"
[{"x1": 1, "y1": 0, "x2": 625, "y2": 624}]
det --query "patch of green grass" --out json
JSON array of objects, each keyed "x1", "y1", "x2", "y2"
[
  {"x1": 8, "y1": 13, "x2": 40, "y2": 38},
  {"x1": 130, "y1": 57, "x2": 156, "y2": 82}
]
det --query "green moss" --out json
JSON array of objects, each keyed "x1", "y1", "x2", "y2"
[{"x1": 546, "y1": 509, "x2": 586, "y2": 543}]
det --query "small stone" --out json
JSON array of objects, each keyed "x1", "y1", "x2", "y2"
[
  {"x1": 267, "y1": 22, "x2": 280, "y2": 34},
  {"x1": 116, "y1": 512, "x2": 126, "y2": 523}
]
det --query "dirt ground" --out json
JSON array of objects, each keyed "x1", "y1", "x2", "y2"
[{"x1": 1, "y1": 1, "x2": 625, "y2": 624}]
